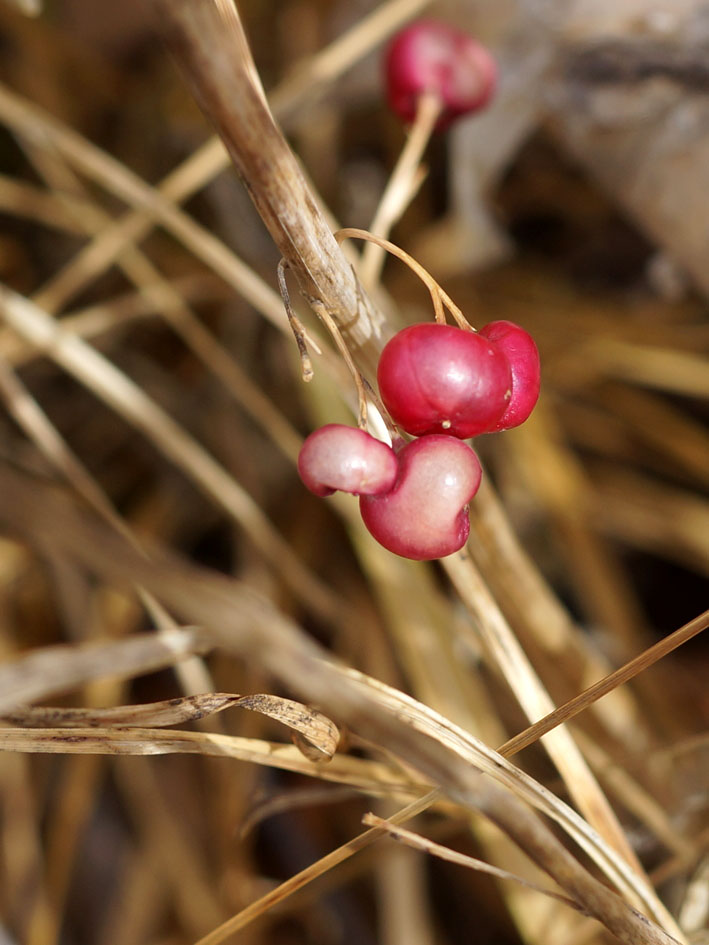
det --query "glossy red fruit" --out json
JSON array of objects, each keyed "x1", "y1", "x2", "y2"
[
  {"x1": 377, "y1": 323, "x2": 511, "y2": 439},
  {"x1": 360, "y1": 435, "x2": 482, "y2": 560},
  {"x1": 385, "y1": 19, "x2": 496, "y2": 129},
  {"x1": 478, "y1": 320, "x2": 540, "y2": 431},
  {"x1": 298, "y1": 424, "x2": 398, "y2": 498}
]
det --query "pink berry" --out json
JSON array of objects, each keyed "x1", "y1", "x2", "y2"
[
  {"x1": 478, "y1": 321, "x2": 540, "y2": 431},
  {"x1": 360, "y1": 435, "x2": 482, "y2": 560},
  {"x1": 385, "y1": 19, "x2": 496, "y2": 129},
  {"x1": 377, "y1": 323, "x2": 512, "y2": 439},
  {"x1": 298, "y1": 424, "x2": 398, "y2": 498}
]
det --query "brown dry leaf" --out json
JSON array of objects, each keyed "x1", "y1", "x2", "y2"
[
  {"x1": 0, "y1": 693, "x2": 339, "y2": 759},
  {"x1": 235, "y1": 693, "x2": 340, "y2": 760}
]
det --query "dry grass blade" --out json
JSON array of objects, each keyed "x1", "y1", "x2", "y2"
[
  {"x1": 443, "y1": 554, "x2": 648, "y2": 874},
  {"x1": 338, "y1": 667, "x2": 679, "y2": 932},
  {"x1": 191, "y1": 790, "x2": 439, "y2": 945},
  {"x1": 0, "y1": 173, "x2": 93, "y2": 233},
  {"x1": 0, "y1": 626, "x2": 211, "y2": 714},
  {"x1": 499, "y1": 608, "x2": 709, "y2": 757},
  {"x1": 0, "y1": 727, "x2": 421, "y2": 796},
  {"x1": 584, "y1": 338, "x2": 709, "y2": 399},
  {"x1": 0, "y1": 282, "x2": 339, "y2": 622},
  {"x1": 0, "y1": 468, "x2": 685, "y2": 945},
  {"x1": 13, "y1": 0, "x2": 430, "y2": 320},
  {"x1": 0, "y1": 81, "x2": 287, "y2": 332},
  {"x1": 362, "y1": 813, "x2": 583, "y2": 913},
  {"x1": 0, "y1": 694, "x2": 340, "y2": 760},
  {"x1": 0, "y1": 275, "x2": 228, "y2": 368},
  {"x1": 0, "y1": 694, "x2": 243, "y2": 728}
]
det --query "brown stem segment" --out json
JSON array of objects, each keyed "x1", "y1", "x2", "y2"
[{"x1": 148, "y1": 0, "x2": 386, "y2": 375}]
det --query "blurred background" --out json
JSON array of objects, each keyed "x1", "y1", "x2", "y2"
[{"x1": 0, "y1": 1, "x2": 707, "y2": 944}]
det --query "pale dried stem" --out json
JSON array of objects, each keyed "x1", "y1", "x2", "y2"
[
  {"x1": 362, "y1": 813, "x2": 582, "y2": 912},
  {"x1": 0, "y1": 276, "x2": 228, "y2": 366},
  {"x1": 442, "y1": 552, "x2": 683, "y2": 936},
  {"x1": 0, "y1": 81, "x2": 290, "y2": 337},
  {"x1": 498, "y1": 608, "x2": 709, "y2": 758},
  {"x1": 277, "y1": 258, "x2": 314, "y2": 382},
  {"x1": 361, "y1": 91, "x2": 442, "y2": 288},
  {"x1": 337, "y1": 227, "x2": 473, "y2": 329},
  {"x1": 0, "y1": 357, "x2": 207, "y2": 694},
  {"x1": 148, "y1": 0, "x2": 385, "y2": 373},
  {"x1": 0, "y1": 173, "x2": 96, "y2": 232},
  {"x1": 310, "y1": 301, "x2": 369, "y2": 429}
]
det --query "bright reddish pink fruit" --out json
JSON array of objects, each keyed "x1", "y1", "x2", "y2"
[
  {"x1": 478, "y1": 320, "x2": 540, "y2": 431},
  {"x1": 359, "y1": 435, "x2": 482, "y2": 560},
  {"x1": 377, "y1": 323, "x2": 511, "y2": 439},
  {"x1": 298, "y1": 424, "x2": 398, "y2": 498},
  {"x1": 385, "y1": 19, "x2": 497, "y2": 129}
]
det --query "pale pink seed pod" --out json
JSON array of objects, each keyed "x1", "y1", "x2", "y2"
[
  {"x1": 298, "y1": 424, "x2": 398, "y2": 498},
  {"x1": 359, "y1": 435, "x2": 482, "y2": 560},
  {"x1": 478, "y1": 320, "x2": 540, "y2": 431}
]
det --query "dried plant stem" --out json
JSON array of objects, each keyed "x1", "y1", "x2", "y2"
[
  {"x1": 0, "y1": 472, "x2": 683, "y2": 945},
  {"x1": 148, "y1": 0, "x2": 385, "y2": 369},
  {"x1": 194, "y1": 790, "x2": 439, "y2": 945},
  {"x1": 442, "y1": 554, "x2": 667, "y2": 901},
  {"x1": 467, "y1": 478, "x2": 650, "y2": 753},
  {"x1": 0, "y1": 173, "x2": 95, "y2": 233},
  {"x1": 362, "y1": 813, "x2": 582, "y2": 912},
  {"x1": 0, "y1": 276, "x2": 228, "y2": 367},
  {"x1": 361, "y1": 90, "x2": 442, "y2": 288},
  {"x1": 499, "y1": 608, "x2": 709, "y2": 758},
  {"x1": 337, "y1": 227, "x2": 470, "y2": 328},
  {"x1": 310, "y1": 301, "x2": 370, "y2": 429},
  {"x1": 17, "y1": 140, "x2": 307, "y2": 466},
  {"x1": 0, "y1": 626, "x2": 212, "y2": 714}
]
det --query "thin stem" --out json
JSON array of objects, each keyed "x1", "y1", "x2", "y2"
[
  {"x1": 310, "y1": 301, "x2": 369, "y2": 429},
  {"x1": 336, "y1": 228, "x2": 471, "y2": 328},
  {"x1": 277, "y1": 258, "x2": 314, "y2": 381},
  {"x1": 498, "y1": 607, "x2": 709, "y2": 758},
  {"x1": 361, "y1": 90, "x2": 442, "y2": 288}
]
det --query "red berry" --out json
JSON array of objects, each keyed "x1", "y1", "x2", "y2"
[
  {"x1": 377, "y1": 323, "x2": 511, "y2": 439},
  {"x1": 385, "y1": 19, "x2": 496, "y2": 129},
  {"x1": 478, "y1": 321, "x2": 540, "y2": 431},
  {"x1": 359, "y1": 435, "x2": 482, "y2": 560},
  {"x1": 298, "y1": 424, "x2": 398, "y2": 498}
]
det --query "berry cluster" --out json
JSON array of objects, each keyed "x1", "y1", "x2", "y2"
[
  {"x1": 293, "y1": 20, "x2": 540, "y2": 561},
  {"x1": 298, "y1": 320, "x2": 540, "y2": 561}
]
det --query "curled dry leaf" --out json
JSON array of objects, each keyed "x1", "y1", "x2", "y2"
[
  {"x1": 236, "y1": 693, "x2": 340, "y2": 760},
  {"x1": 1, "y1": 693, "x2": 340, "y2": 761}
]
